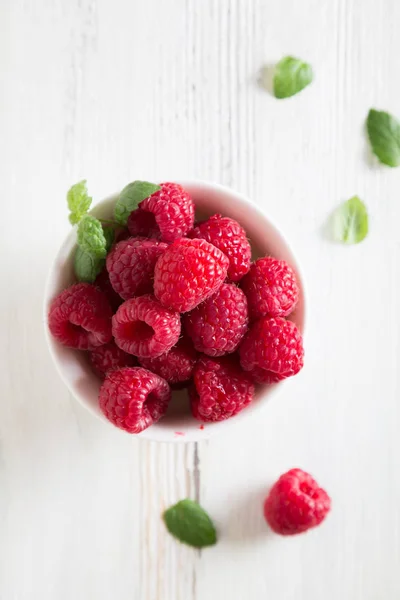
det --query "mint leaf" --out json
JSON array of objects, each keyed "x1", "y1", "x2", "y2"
[
  {"x1": 163, "y1": 499, "x2": 217, "y2": 549},
  {"x1": 331, "y1": 196, "x2": 368, "y2": 244},
  {"x1": 102, "y1": 226, "x2": 115, "y2": 252},
  {"x1": 67, "y1": 180, "x2": 92, "y2": 224},
  {"x1": 77, "y1": 215, "x2": 107, "y2": 258},
  {"x1": 273, "y1": 56, "x2": 313, "y2": 99},
  {"x1": 74, "y1": 246, "x2": 104, "y2": 283},
  {"x1": 366, "y1": 109, "x2": 400, "y2": 167},
  {"x1": 114, "y1": 180, "x2": 160, "y2": 225}
]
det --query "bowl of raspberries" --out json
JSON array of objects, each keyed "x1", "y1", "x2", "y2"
[{"x1": 45, "y1": 180, "x2": 305, "y2": 441}]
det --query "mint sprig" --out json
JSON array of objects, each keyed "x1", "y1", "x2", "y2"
[
  {"x1": 74, "y1": 246, "x2": 104, "y2": 283},
  {"x1": 273, "y1": 56, "x2": 313, "y2": 99},
  {"x1": 67, "y1": 180, "x2": 92, "y2": 225},
  {"x1": 330, "y1": 196, "x2": 369, "y2": 244},
  {"x1": 114, "y1": 180, "x2": 160, "y2": 225},
  {"x1": 77, "y1": 215, "x2": 108, "y2": 258},
  {"x1": 367, "y1": 108, "x2": 400, "y2": 167},
  {"x1": 163, "y1": 499, "x2": 217, "y2": 549}
]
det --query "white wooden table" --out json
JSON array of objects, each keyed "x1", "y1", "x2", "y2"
[{"x1": 1, "y1": 0, "x2": 400, "y2": 598}]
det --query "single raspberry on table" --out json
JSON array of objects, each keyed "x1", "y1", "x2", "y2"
[
  {"x1": 184, "y1": 284, "x2": 248, "y2": 356},
  {"x1": 263, "y1": 468, "x2": 331, "y2": 535},
  {"x1": 241, "y1": 257, "x2": 299, "y2": 320},
  {"x1": 190, "y1": 355, "x2": 254, "y2": 422},
  {"x1": 99, "y1": 367, "x2": 171, "y2": 434},
  {"x1": 48, "y1": 283, "x2": 112, "y2": 350},
  {"x1": 127, "y1": 182, "x2": 195, "y2": 242},
  {"x1": 89, "y1": 340, "x2": 137, "y2": 379},
  {"x1": 154, "y1": 238, "x2": 229, "y2": 313},
  {"x1": 112, "y1": 295, "x2": 181, "y2": 358},
  {"x1": 106, "y1": 237, "x2": 168, "y2": 300},
  {"x1": 95, "y1": 267, "x2": 123, "y2": 312},
  {"x1": 239, "y1": 316, "x2": 304, "y2": 380},
  {"x1": 139, "y1": 336, "x2": 197, "y2": 385},
  {"x1": 189, "y1": 214, "x2": 251, "y2": 282}
]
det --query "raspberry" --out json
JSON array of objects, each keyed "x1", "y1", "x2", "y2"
[
  {"x1": 263, "y1": 469, "x2": 331, "y2": 535},
  {"x1": 139, "y1": 337, "x2": 197, "y2": 384},
  {"x1": 184, "y1": 284, "x2": 248, "y2": 356},
  {"x1": 154, "y1": 238, "x2": 229, "y2": 313},
  {"x1": 106, "y1": 238, "x2": 168, "y2": 300},
  {"x1": 241, "y1": 257, "x2": 299, "y2": 320},
  {"x1": 244, "y1": 365, "x2": 285, "y2": 385},
  {"x1": 127, "y1": 182, "x2": 195, "y2": 242},
  {"x1": 239, "y1": 317, "x2": 304, "y2": 379},
  {"x1": 99, "y1": 367, "x2": 171, "y2": 434},
  {"x1": 95, "y1": 267, "x2": 123, "y2": 312},
  {"x1": 190, "y1": 355, "x2": 254, "y2": 422},
  {"x1": 48, "y1": 283, "x2": 112, "y2": 350},
  {"x1": 112, "y1": 295, "x2": 181, "y2": 358},
  {"x1": 89, "y1": 341, "x2": 137, "y2": 379},
  {"x1": 189, "y1": 214, "x2": 251, "y2": 282}
]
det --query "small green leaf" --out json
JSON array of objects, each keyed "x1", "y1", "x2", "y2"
[
  {"x1": 74, "y1": 246, "x2": 104, "y2": 283},
  {"x1": 114, "y1": 180, "x2": 160, "y2": 225},
  {"x1": 330, "y1": 196, "x2": 369, "y2": 244},
  {"x1": 366, "y1": 109, "x2": 400, "y2": 167},
  {"x1": 273, "y1": 56, "x2": 313, "y2": 99},
  {"x1": 163, "y1": 499, "x2": 217, "y2": 549},
  {"x1": 77, "y1": 215, "x2": 107, "y2": 258},
  {"x1": 102, "y1": 226, "x2": 115, "y2": 252},
  {"x1": 67, "y1": 180, "x2": 92, "y2": 224}
]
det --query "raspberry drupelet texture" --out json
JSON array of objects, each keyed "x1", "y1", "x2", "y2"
[
  {"x1": 184, "y1": 284, "x2": 248, "y2": 356},
  {"x1": 112, "y1": 295, "x2": 181, "y2": 358},
  {"x1": 190, "y1": 355, "x2": 254, "y2": 422},
  {"x1": 189, "y1": 214, "x2": 251, "y2": 282},
  {"x1": 154, "y1": 238, "x2": 229, "y2": 313},
  {"x1": 89, "y1": 340, "x2": 137, "y2": 379},
  {"x1": 139, "y1": 336, "x2": 197, "y2": 385},
  {"x1": 106, "y1": 237, "x2": 168, "y2": 300},
  {"x1": 127, "y1": 182, "x2": 195, "y2": 242},
  {"x1": 239, "y1": 316, "x2": 304, "y2": 380},
  {"x1": 241, "y1": 257, "x2": 299, "y2": 320},
  {"x1": 263, "y1": 468, "x2": 331, "y2": 535},
  {"x1": 48, "y1": 283, "x2": 112, "y2": 350},
  {"x1": 95, "y1": 267, "x2": 123, "y2": 312},
  {"x1": 99, "y1": 367, "x2": 171, "y2": 434}
]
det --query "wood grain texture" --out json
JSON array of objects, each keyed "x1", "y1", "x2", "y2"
[{"x1": 1, "y1": 0, "x2": 400, "y2": 598}]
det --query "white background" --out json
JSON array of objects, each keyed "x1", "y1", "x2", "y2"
[{"x1": 1, "y1": 0, "x2": 400, "y2": 598}]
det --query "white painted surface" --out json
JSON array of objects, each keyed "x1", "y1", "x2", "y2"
[{"x1": 1, "y1": 0, "x2": 400, "y2": 598}]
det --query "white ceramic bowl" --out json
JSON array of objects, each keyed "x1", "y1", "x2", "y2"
[{"x1": 44, "y1": 180, "x2": 305, "y2": 442}]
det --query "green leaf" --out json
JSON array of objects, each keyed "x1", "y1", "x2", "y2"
[
  {"x1": 114, "y1": 180, "x2": 160, "y2": 225},
  {"x1": 67, "y1": 180, "x2": 92, "y2": 224},
  {"x1": 273, "y1": 56, "x2": 313, "y2": 99},
  {"x1": 77, "y1": 215, "x2": 107, "y2": 258},
  {"x1": 163, "y1": 499, "x2": 217, "y2": 549},
  {"x1": 102, "y1": 226, "x2": 115, "y2": 252},
  {"x1": 366, "y1": 109, "x2": 400, "y2": 167},
  {"x1": 74, "y1": 246, "x2": 104, "y2": 283},
  {"x1": 330, "y1": 196, "x2": 369, "y2": 244}
]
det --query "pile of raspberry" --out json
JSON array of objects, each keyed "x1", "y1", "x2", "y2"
[{"x1": 48, "y1": 182, "x2": 304, "y2": 434}]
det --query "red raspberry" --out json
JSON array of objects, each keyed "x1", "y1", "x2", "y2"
[
  {"x1": 244, "y1": 365, "x2": 285, "y2": 385},
  {"x1": 106, "y1": 238, "x2": 168, "y2": 300},
  {"x1": 99, "y1": 367, "x2": 171, "y2": 434},
  {"x1": 95, "y1": 267, "x2": 123, "y2": 312},
  {"x1": 184, "y1": 284, "x2": 248, "y2": 356},
  {"x1": 112, "y1": 295, "x2": 181, "y2": 358},
  {"x1": 239, "y1": 317, "x2": 304, "y2": 379},
  {"x1": 264, "y1": 469, "x2": 331, "y2": 535},
  {"x1": 139, "y1": 337, "x2": 197, "y2": 384},
  {"x1": 127, "y1": 182, "x2": 195, "y2": 242},
  {"x1": 190, "y1": 355, "x2": 254, "y2": 422},
  {"x1": 189, "y1": 214, "x2": 251, "y2": 282},
  {"x1": 241, "y1": 257, "x2": 299, "y2": 320},
  {"x1": 89, "y1": 341, "x2": 137, "y2": 379},
  {"x1": 48, "y1": 283, "x2": 112, "y2": 350},
  {"x1": 154, "y1": 238, "x2": 229, "y2": 313}
]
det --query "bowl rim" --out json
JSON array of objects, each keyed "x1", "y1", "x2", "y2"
[{"x1": 43, "y1": 179, "x2": 307, "y2": 443}]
